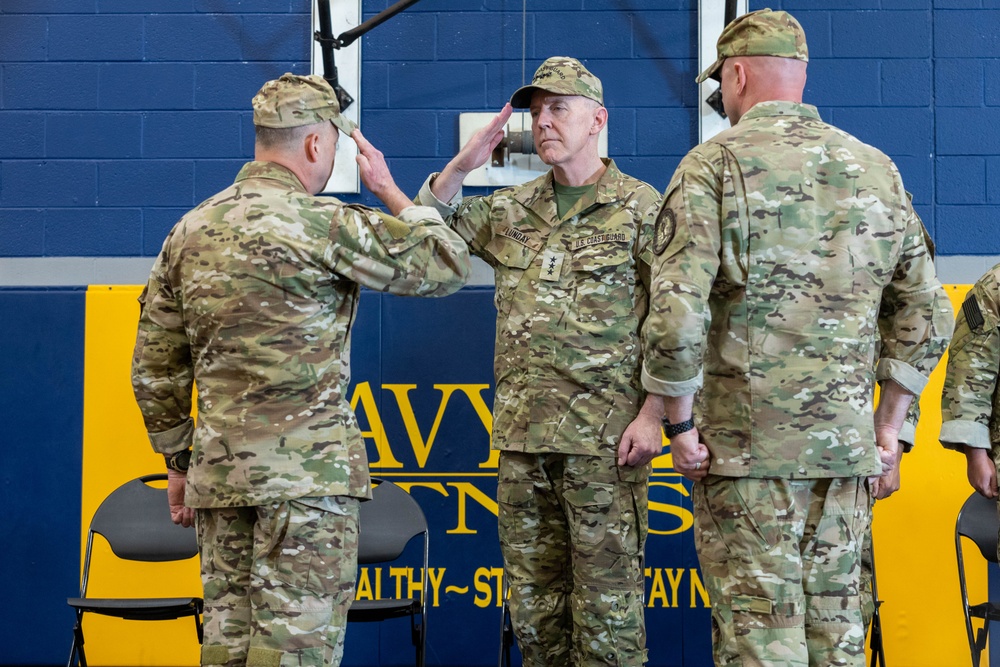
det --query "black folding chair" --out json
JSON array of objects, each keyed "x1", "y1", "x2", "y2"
[
  {"x1": 499, "y1": 580, "x2": 514, "y2": 667},
  {"x1": 868, "y1": 538, "x2": 886, "y2": 667},
  {"x1": 955, "y1": 491, "x2": 1000, "y2": 667},
  {"x1": 67, "y1": 473, "x2": 202, "y2": 667},
  {"x1": 349, "y1": 478, "x2": 429, "y2": 667}
]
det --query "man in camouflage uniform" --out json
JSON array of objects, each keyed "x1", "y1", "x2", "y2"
[
  {"x1": 641, "y1": 11, "x2": 952, "y2": 665},
  {"x1": 414, "y1": 57, "x2": 662, "y2": 665},
  {"x1": 131, "y1": 73, "x2": 470, "y2": 667},
  {"x1": 941, "y1": 264, "x2": 1000, "y2": 518}
]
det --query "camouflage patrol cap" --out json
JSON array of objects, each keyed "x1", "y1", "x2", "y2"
[
  {"x1": 509, "y1": 57, "x2": 604, "y2": 109},
  {"x1": 696, "y1": 9, "x2": 809, "y2": 84},
  {"x1": 252, "y1": 73, "x2": 357, "y2": 135}
]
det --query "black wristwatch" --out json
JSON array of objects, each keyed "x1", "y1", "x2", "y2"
[
  {"x1": 165, "y1": 449, "x2": 192, "y2": 473},
  {"x1": 661, "y1": 416, "x2": 695, "y2": 438}
]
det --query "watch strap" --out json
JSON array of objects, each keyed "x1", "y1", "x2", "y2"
[
  {"x1": 165, "y1": 449, "x2": 192, "y2": 473},
  {"x1": 661, "y1": 417, "x2": 695, "y2": 438}
]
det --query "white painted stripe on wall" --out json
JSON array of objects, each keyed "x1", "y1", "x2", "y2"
[
  {"x1": 0, "y1": 255, "x2": 996, "y2": 288},
  {"x1": 0, "y1": 255, "x2": 499, "y2": 287}
]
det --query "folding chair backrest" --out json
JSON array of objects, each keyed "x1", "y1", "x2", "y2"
[
  {"x1": 957, "y1": 492, "x2": 1000, "y2": 565},
  {"x1": 89, "y1": 474, "x2": 198, "y2": 562},
  {"x1": 358, "y1": 479, "x2": 427, "y2": 564}
]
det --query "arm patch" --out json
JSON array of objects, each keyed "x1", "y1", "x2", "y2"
[
  {"x1": 963, "y1": 294, "x2": 986, "y2": 331},
  {"x1": 653, "y1": 207, "x2": 676, "y2": 256}
]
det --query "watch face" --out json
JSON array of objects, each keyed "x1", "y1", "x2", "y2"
[
  {"x1": 653, "y1": 206, "x2": 676, "y2": 256},
  {"x1": 169, "y1": 450, "x2": 191, "y2": 471}
]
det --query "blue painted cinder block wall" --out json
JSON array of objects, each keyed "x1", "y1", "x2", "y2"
[{"x1": 1, "y1": 1, "x2": 998, "y2": 260}]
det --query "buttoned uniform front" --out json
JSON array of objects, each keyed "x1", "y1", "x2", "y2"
[
  {"x1": 417, "y1": 158, "x2": 661, "y2": 666},
  {"x1": 642, "y1": 100, "x2": 952, "y2": 664},
  {"x1": 132, "y1": 160, "x2": 470, "y2": 667}
]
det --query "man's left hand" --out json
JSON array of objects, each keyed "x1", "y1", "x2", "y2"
[
  {"x1": 617, "y1": 412, "x2": 664, "y2": 467},
  {"x1": 167, "y1": 469, "x2": 194, "y2": 528}
]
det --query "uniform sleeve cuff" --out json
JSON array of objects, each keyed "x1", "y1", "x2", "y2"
[
  {"x1": 148, "y1": 418, "x2": 194, "y2": 455},
  {"x1": 876, "y1": 358, "x2": 928, "y2": 397},
  {"x1": 641, "y1": 363, "x2": 702, "y2": 397},
  {"x1": 415, "y1": 173, "x2": 461, "y2": 217},
  {"x1": 396, "y1": 205, "x2": 444, "y2": 225},
  {"x1": 898, "y1": 421, "x2": 916, "y2": 451},
  {"x1": 940, "y1": 420, "x2": 992, "y2": 452}
]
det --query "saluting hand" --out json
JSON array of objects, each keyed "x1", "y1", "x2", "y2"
[
  {"x1": 455, "y1": 103, "x2": 513, "y2": 174},
  {"x1": 430, "y1": 104, "x2": 514, "y2": 204},
  {"x1": 353, "y1": 129, "x2": 411, "y2": 216}
]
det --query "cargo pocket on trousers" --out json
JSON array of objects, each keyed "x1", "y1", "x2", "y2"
[
  {"x1": 693, "y1": 477, "x2": 780, "y2": 563},
  {"x1": 498, "y1": 481, "x2": 536, "y2": 547},
  {"x1": 564, "y1": 482, "x2": 615, "y2": 547}
]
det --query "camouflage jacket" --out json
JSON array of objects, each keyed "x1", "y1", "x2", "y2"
[
  {"x1": 941, "y1": 263, "x2": 1000, "y2": 452},
  {"x1": 417, "y1": 159, "x2": 662, "y2": 456},
  {"x1": 132, "y1": 161, "x2": 470, "y2": 507},
  {"x1": 642, "y1": 101, "x2": 952, "y2": 478}
]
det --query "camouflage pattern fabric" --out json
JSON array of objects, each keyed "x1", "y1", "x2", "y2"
[
  {"x1": 859, "y1": 500, "x2": 880, "y2": 638},
  {"x1": 940, "y1": 262, "x2": 1000, "y2": 453},
  {"x1": 498, "y1": 451, "x2": 648, "y2": 667},
  {"x1": 642, "y1": 100, "x2": 953, "y2": 479},
  {"x1": 510, "y1": 56, "x2": 604, "y2": 108},
  {"x1": 196, "y1": 495, "x2": 359, "y2": 667},
  {"x1": 132, "y1": 160, "x2": 469, "y2": 508},
  {"x1": 693, "y1": 476, "x2": 871, "y2": 666},
  {"x1": 697, "y1": 9, "x2": 809, "y2": 84},
  {"x1": 252, "y1": 72, "x2": 357, "y2": 135},
  {"x1": 416, "y1": 158, "x2": 661, "y2": 457}
]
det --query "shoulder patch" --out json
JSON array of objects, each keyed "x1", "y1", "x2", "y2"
[
  {"x1": 653, "y1": 207, "x2": 676, "y2": 256},
  {"x1": 963, "y1": 294, "x2": 986, "y2": 331}
]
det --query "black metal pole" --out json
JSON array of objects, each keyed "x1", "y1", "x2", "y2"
[
  {"x1": 725, "y1": 0, "x2": 738, "y2": 26},
  {"x1": 335, "y1": 0, "x2": 424, "y2": 48},
  {"x1": 315, "y1": 0, "x2": 354, "y2": 111}
]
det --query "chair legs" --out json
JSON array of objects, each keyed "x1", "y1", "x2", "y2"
[
  {"x1": 409, "y1": 612, "x2": 425, "y2": 667},
  {"x1": 868, "y1": 537, "x2": 886, "y2": 667},
  {"x1": 973, "y1": 624, "x2": 989, "y2": 667},
  {"x1": 498, "y1": 598, "x2": 513, "y2": 667},
  {"x1": 869, "y1": 601, "x2": 886, "y2": 667},
  {"x1": 67, "y1": 614, "x2": 87, "y2": 667}
]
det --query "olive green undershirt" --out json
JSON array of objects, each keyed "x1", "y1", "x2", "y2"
[{"x1": 552, "y1": 181, "x2": 596, "y2": 219}]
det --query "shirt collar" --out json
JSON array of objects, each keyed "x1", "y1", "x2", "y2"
[
  {"x1": 738, "y1": 100, "x2": 822, "y2": 124},
  {"x1": 234, "y1": 161, "x2": 309, "y2": 193}
]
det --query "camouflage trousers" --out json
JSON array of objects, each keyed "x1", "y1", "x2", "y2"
[
  {"x1": 859, "y1": 497, "x2": 877, "y2": 636},
  {"x1": 195, "y1": 495, "x2": 359, "y2": 667},
  {"x1": 498, "y1": 451, "x2": 649, "y2": 667},
  {"x1": 692, "y1": 476, "x2": 871, "y2": 667}
]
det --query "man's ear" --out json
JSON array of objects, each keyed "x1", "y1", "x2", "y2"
[
  {"x1": 303, "y1": 131, "x2": 321, "y2": 163},
  {"x1": 592, "y1": 106, "x2": 608, "y2": 136},
  {"x1": 733, "y1": 61, "x2": 748, "y2": 96}
]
